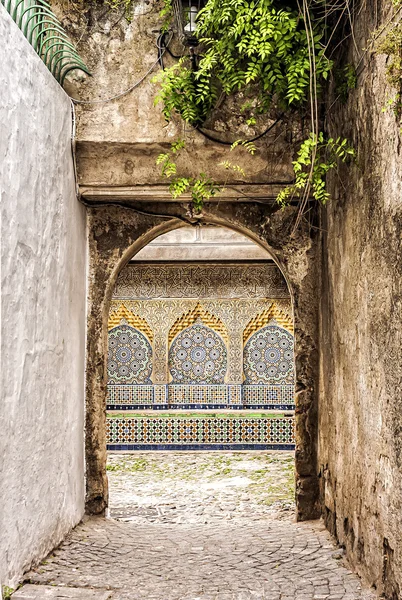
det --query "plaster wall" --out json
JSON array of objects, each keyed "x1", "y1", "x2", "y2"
[
  {"x1": 0, "y1": 10, "x2": 87, "y2": 586},
  {"x1": 319, "y1": 4, "x2": 402, "y2": 596},
  {"x1": 132, "y1": 227, "x2": 272, "y2": 260}
]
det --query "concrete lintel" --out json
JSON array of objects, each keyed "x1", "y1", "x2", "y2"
[{"x1": 79, "y1": 184, "x2": 289, "y2": 203}]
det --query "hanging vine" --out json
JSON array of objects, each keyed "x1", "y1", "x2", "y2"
[
  {"x1": 154, "y1": 0, "x2": 356, "y2": 215},
  {"x1": 154, "y1": 0, "x2": 333, "y2": 125}
]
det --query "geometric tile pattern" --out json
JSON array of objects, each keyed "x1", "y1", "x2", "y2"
[
  {"x1": 106, "y1": 384, "x2": 295, "y2": 410},
  {"x1": 168, "y1": 303, "x2": 228, "y2": 344},
  {"x1": 108, "y1": 325, "x2": 153, "y2": 384},
  {"x1": 169, "y1": 323, "x2": 227, "y2": 384},
  {"x1": 106, "y1": 416, "x2": 295, "y2": 447},
  {"x1": 108, "y1": 305, "x2": 154, "y2": 342},
  {"x1": 167, "y1": 384, "x2": 228, "y2": 405},
  {"x1": 242, "y1": 384, "x2": 295, "y2": 408},
  {"x1": 107, "y1": 385, "x2": 154, "y2": 404},
  {"x1": 244, "y1": 325, "x2": 294, "y2": 385},
  {"x1": 243, "y1": 307, "x2": 293, "y2": 342},
  {"x1": 114, "y1": 263, "x2": 290, "y2": 300},
  {"x1": 108, "y1": 297, "x2": 293, "y2": 386}
]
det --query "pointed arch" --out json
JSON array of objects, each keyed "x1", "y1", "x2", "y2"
[
  {"x1": 243, "y1": 301, "x2": 293, "y2": 345},
  {"x1": 108, "y1": 303, "x2": 153, "y2": 344},
  {"x1": 168, "y1": 302, "x2": 228, "y2": 345}
]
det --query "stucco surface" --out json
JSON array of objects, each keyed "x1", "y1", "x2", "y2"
[
  {"x1": 0, "y1": 9, "x2": 87, "y2": 586},
  {"x1": 319, "y1": 4, "x2": 402, "y2": 597}
]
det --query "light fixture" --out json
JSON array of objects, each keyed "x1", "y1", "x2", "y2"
[{"x1": 173, "y1": 0, "x2": 206, "y2": 47}]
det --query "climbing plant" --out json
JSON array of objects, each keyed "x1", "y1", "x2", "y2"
[
  {"x1": 154, "y1": 0, "x2": 355, "y2": 213},
  {"x1": 277, "y1": 133, "x2": 355, "y2": 206}
]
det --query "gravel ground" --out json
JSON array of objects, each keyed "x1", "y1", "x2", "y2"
[{"x1": 107, "y1": 451, "x2": 295, "y2": 524}]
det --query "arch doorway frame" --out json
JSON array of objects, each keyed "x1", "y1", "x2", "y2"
[{"x1": 84, "y1": 202, "x2": 320, "y2": 522}]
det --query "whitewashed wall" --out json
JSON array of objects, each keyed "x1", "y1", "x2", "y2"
[{"x1": 0, "y1": 8, "x2": 87, "y2": 586}]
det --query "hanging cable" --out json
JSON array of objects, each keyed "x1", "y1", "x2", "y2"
[
  {"x1": 157, "y1": 30, "x2": 185, "y2": 69},
  {"x1": 194, "y1": 115, "x2": 284, "y2": 146}
]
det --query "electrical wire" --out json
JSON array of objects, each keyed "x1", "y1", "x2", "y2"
[
  {"x1": 195, "y1": 115, "x2": 284, "y2": 146},
  {"x1": 157, "y1": 30, "x2": 185, "y2": 68},
  {"x1": 77, "y1": 198, "x2": 198, "y2": 224}
]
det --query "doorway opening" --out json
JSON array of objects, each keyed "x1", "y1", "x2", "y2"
[{"x1": 105, "y1": 224, "x2": 296, "y2": 521}]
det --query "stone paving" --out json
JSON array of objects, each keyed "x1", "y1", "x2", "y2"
[
  {"x1": 23, "y1": 452, "x2": 377, "y2": 600},
  {"x1": 107, "y1": 451, "x2": 296, "y2": 524}
]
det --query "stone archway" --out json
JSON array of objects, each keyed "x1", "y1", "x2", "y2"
[{"x1": 84, "y1": 201, "x2": 320, "y2": 522}]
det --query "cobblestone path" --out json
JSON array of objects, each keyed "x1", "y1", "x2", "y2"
[{"x1": 25, "y1": 452, "x2": 376, "y2": 600}]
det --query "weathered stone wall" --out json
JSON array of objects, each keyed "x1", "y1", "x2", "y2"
[
  {"x1": 0, "y1": 10, "x2": 87, "y2": 586},
  {"x1": 319, "y1": 3, "x2": 402, "y2": 596}
]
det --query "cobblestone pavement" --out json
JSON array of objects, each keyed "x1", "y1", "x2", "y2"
[{"x1": 25, "y1": 452, "x2": 376, "y2": 600}]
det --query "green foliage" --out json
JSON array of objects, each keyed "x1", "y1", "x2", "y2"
[
  {"x1": 159, "y1": 0, "x2": 173, "y2": 32},
  {"x1": 157, "y1": 140, "x2": 222, "y2": 212},
  {"x1": 155, "y1": 0, "x2": 332, "y2": 125},
  {"x1": 154, "y1": 0, "x2": 356, "y2": 213},
  {"x1": 156, "y1": 138, "x2": 255, "y2": 211},
  {"x1": 230, "y1": 139, "x2": 257, "y2": 154},
  {"x1": 2, "y1": 587, "x2": 14, "y2": 600},
  {"x1": 375, "y1": 17, "x2": 402, "y2": 117},
  {"x1": 334, "y1": 64, "x2": 357, "y2": 103},
  {"x1": 153, "y1": 60, "x2": 218, "y2": 126},
  {"x1": 276, "y1": 132, "x2": 355, "y2": 206}
]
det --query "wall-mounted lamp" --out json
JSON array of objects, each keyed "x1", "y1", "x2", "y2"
[{"x1": 173, "y1": 0, "x2": 206, "y2": 47}]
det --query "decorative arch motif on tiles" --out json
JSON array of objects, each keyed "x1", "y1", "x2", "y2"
[
  {"x1": 243, "y1": 302, "x2": 293, "y2": 345},
  {"x1": 108, "y1": 324, "x2": 153, "y2": 385},
  {"x1": 243, "y1": 324, "x2": 294, "y2": 385},
  {"x1": 168, "y1": 302, "x2": 228, "y2": 345},
  {"x1": 169, "y1": 322, "x2": 227, "y2": 384},
  {"x1": 108, "y1": 303, "x2": 153, "y2": 343}
]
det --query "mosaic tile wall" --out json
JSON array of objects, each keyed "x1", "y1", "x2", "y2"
[
  {"x1": 169, "y1": 323, "x2": 227, "y2": 384},
  {"x1": 106, "y1": 384, "x2": 295, "y2": 410},
  {"x1": 106, "y1": 262, "x2": 295, "y2": 449},
  {"x1": 107, "y1": 415, "x2": 295, "y2": 450},
  {"x1": 244, "y1": 325, "x2": 294, "y2": 385},
  {"x1": 108, "y1": 325, "x2": 153, "y2": 385}
]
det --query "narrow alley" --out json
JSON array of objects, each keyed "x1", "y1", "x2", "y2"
[{"x1": 18, "y1": 453, "x2": 375, "y2": 600}]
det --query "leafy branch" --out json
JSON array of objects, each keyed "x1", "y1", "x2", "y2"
[
  {"x1": 156, "y1": 139, "x2": 255, "y2": 212},
  {"x1": 277, "y1": 132, "x2": 355, "y2": 206},
  {"x1": 156, "y1": 140, "x2": 221, "y2": 212},
  {"x1": 155, "y1": 0, "x2": 332, "y2": 126},
  {"x1": 155, "y1": 0, "x2": 356, "y2": 217}
]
